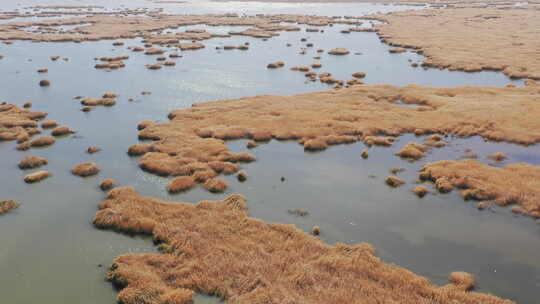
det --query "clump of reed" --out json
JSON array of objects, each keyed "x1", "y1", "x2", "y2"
[
  {"x1": 18, "y1": 155, "x2": 48, "y2": 169},
  {"x1": 395, "y1": 142, "x2": 428, "y2": 160},
  {"x1": 100, "y1": 178, "x2": 116, "y2": 191},
  {"x1": 71, "y1": 162, "x2": 100, "y2": 177},
  {"x1": 24, "y1": 170, "x2": 51, "y2": 183},
  {"x1": 385, "y1": 175, "x2": 405, "y2": 187},
  {"x1": 0, "y1": 200, "x2": 20, "y2": 215},
  {"x1": 203, "y1": 178, "x2": 228, "y2": 193}
]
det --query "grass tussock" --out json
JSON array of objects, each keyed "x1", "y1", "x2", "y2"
[
  {"x1": 94, "y1": 187, "x2": 513, "y2": 304},
  {"x1": 87, "y1": 146, "x2": 102, "y2": 154},
  {"x1": 395, "y1": 142, "x2": 428, "y2": 160},
  {"x1": 413, "y1": 185, "x2": 429, "y2": 198},
  {"x1": 0, "y1": 200, "x2": 20, "y2": 215},
  {"x1": 71, "y1": 162, "x2": 100, "y2": 177},
  {"x1": 166, "y1": 176, "x2": 195, "y2": 193},
  {"x1": 24, "y1": 170, "x2": 51, "y2": 183},
  {"x1": 51, "y1": 126, "x2": 74, "y2": 137},
  {"x1": 488, "y1": 152, "x2": 507, "y2": 161},
  {"x1": 81, "y1": 97, "x2": 116, "y2": 107},
  {"x1": 202, "y1": 178, "x2": 228, "y2": 193},
  {"x1": 385, "y1": 175, "x2": 405, "y2": 187},
  {"x1": 18, "y1": 155, "x2": 48, "y2": 169},
  {"x1": 41, "y1": 120, "x2": 58, "y2": 129},
  {"x1": 421, "y1": 160, "x2": 540, "y2": 218},
  {"x1": 100, "y1": 178, "x2": 116, "y2": 191}
]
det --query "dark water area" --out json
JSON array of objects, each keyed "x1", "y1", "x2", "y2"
[{"x1": 0, "y1": 2, "x2": 537, "y2": 303}]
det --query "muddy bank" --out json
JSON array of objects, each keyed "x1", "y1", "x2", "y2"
[{"x1": 94, "y1": 187, "x2": 512, "y2": 304}]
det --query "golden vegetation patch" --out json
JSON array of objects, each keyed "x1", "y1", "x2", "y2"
[
  {"x1": 0, "y1": 14, "x2": 361, "y2": 43},
  {"x1": 0, "y1": 104, "x2": 47, "y2": 143},
  {"x1": 71, "y1": 162, "x2": 100, "y2": 177},
  {"x1": 420, "y1": 160, "x2": 540, "y2": 218},
  {"x1": 130, "y1": 83, "x2": 540, "y2": 184},
  {"x1": 93, "y1": 187, "x2": 512, "y2": 304},
  {"x1": 0, "y1": 200, "x2": 20, "y2": 215},
  {"x1": 18, "y1": 155, "x2": 48, "y2": 169},
  {"x1": 374, "y1": 7, "x2": 540, "y2": 80}
]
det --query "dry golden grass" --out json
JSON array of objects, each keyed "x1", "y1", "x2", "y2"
[
  {"x1": 17, "y1": 135, "x2": 56, "y2": 150},
  {"x1": 100, "y1": 178, "x2": 116, "y2": 191},
  {"x1": 0, "y1": 104, "x2": 47, "y2": 143},
  {"x1": 18, "y1": 155, "x2": 48, "y2": 169},
  {"x1": 24, "y1": 170, "x2": 51, "y2": 183},
  {"x1": 93, "y1": 187, "x2": 513, "y2": 304},
  {"x1": 41, "y1": 120, "x2": 57, "y2": 129},
  {"x1": 51, "y1": 126, "x2": 74, "y2": 136},
  {"x1": 131, "y1": 83, "x2": 540, "y2": 184},
  {"x1": 81, "y1": 97, "x2": 116, "y2": 107},
  {"x1": 203, "y1": 178, "x2": 228, "y2": 193},
  {"x1": 166, "y1": 176, "x2": 196, "y2": 193},
  {"x1": 71, "y1": 162, "x2": 100, "y2": 177},
  {"x1": 413, "y1": 185, "x2": 429, "y2": 198},
  {"x1": 395, "y1": 142, "x2": 428, "y2": 160},
  {"x1": 420, "y1": 160, "x2": 540, "y2": 218},
  {"x1": 488, "y1": 152, "x2": 507, "y2": 161},
  {"x1": 0, "y1": 14, "x2": 361, "y2": 43},
  {"x1": 385, "y1": 175, "x2": 405, "y2": 187},
  {"x1": 374, "y1": 6, "x2": 540, "y2": 80},
  {"x1": 0, "y1": 200, "x2": 20, "y2": 215}
]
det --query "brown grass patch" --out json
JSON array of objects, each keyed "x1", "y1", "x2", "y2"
[
  {"x1": 18, "y1": 155, "x2": 48, "y2": 169},
  {"x1": 395, "y1": 142, "x2": 428, "y2": 160},
  {"x1": 51, "y1": 126, "x2": 74, "y2": 136},
  {"x1": 71, "y1": 162, "x2": 100, "y2": 177},
  {"x1": 412, "y1": 185, "x2": 429, "y2": 198},
  {"x1": 374, "y1": 7, "x2": 540, "y2": 80},
  {"x1": 41, "y1": 120, "x2": 58, "y2": 129},
  {"x1": 87, "y1": 146, "x2": 102, "y2": 154},
  {"x1": 130, "y1": 83, "x2": 540, "y2": 186},
  {"x1": 0, "y1": 200, "x2": 19, "y2": 215},
  {"x1": 81, "y1": 97, "x2": 116, "y2": 107},
  {"x1": 385, "y1": 175, "x2": 405, "y2": 187},
  {"x1": 100, "y1": 178, "x2": 116, "y2": 191},
  {"x1": 93, "y1": 187, "x2": 512, "y2": 304},
  {"x1": 328, "y1": 47, "x2": 349, "y2": 55},
  {"x1": 420, "y1": 160, "x2": 540, "y2": 217},
  {"x1": 166, "y1": 176, "x2": 195, "y2": 193},
  {"x1": 202, "y1": 178, "x2": 228, "y2": 193},
  {"x1": 488, "y1": 152, "x2": 507, "y2": 161},
  {"x1": 24, "y1": 170, "x2": 51, "y2": 183},
  {"x1": 236, "y1": 170, "x2": 248, "y2": 182}
]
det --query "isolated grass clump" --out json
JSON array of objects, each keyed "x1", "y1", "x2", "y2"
[
  {"x1": 24, "y1": 170, "x2": 50, "y2": 183},
  {"x1": 395, "y1": 142, "x2": 428, "y2": 160},
  {"x1": 51, "y1": 126, "x2": 74, "y2": 136},
  {"x1": 71, "y1": 162, "x2": 100, "y2": 177},
  {"x1": 18, "y1": 155, "x2": 48, "y2": 169},
  {"x1": 420, "y1": 160, "x2": 540, "y2": 218},
  {"x1": 0, "y1": 200, "x2": 20, "y2": 215},
  {"x1": 385, "y1": 176, "x2": 405, "y2": 187},
  {"x1": 412, "y1": 186, "x2": 429, "y2": 198},
  {"x1": 93, "y1": 187, "x2": 513, "y2": 304},
  {"x1": 100, "y1": 179, "x2": 116, "y2": 191},
  {"x1": 488, "y1": 152, "x2": 507, "y2": 161}
]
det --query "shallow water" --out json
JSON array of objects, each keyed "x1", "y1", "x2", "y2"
[{"x1": 0, "y1": 2, "x2": 537, "y2": 304}]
